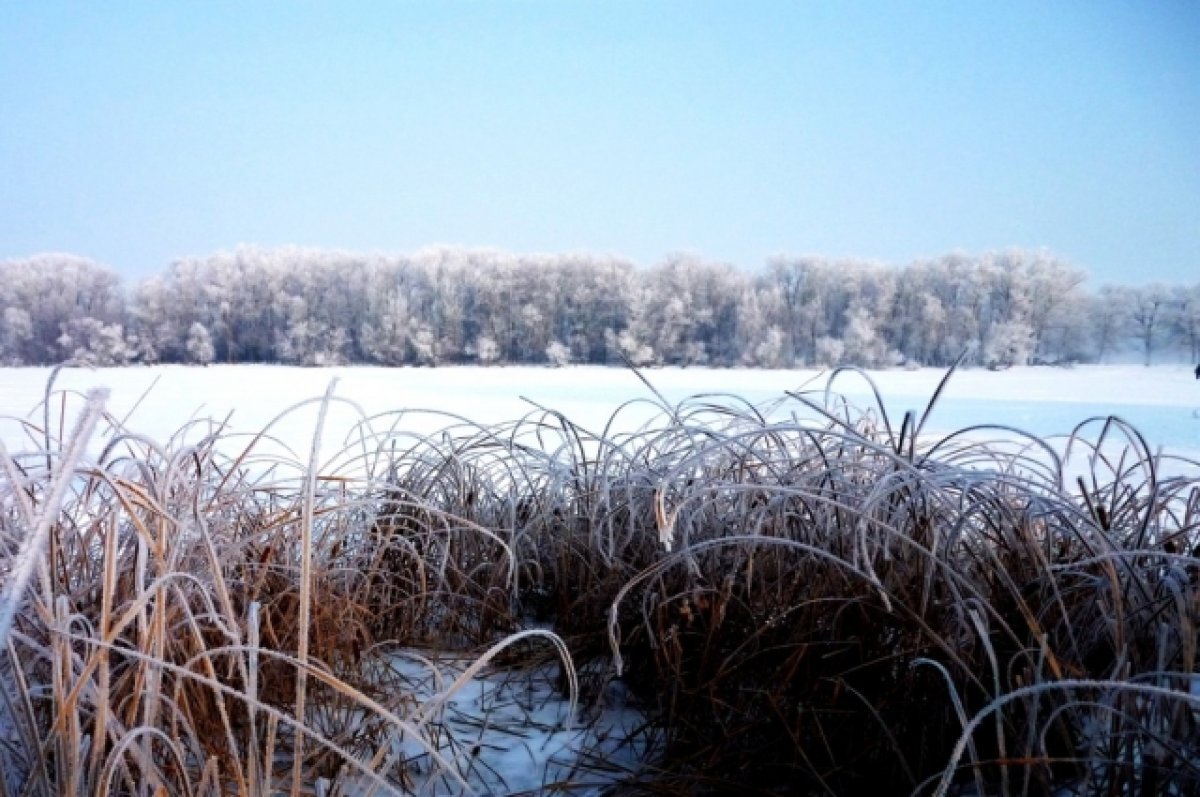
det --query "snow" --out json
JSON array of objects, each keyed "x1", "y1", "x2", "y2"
[
  {"x1": 0, "y1": 362, "x2": 1197, "y2": 441},
  {"x1": 1, "y1": 362, "x2": 1197, "y2": 475},
  {"x1": 325, "y1": 651, "x2": 653, "y2": 796}
]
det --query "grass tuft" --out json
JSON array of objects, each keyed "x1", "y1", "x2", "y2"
[{"x1": 1, "y1": 369, "x2": 1197, "y2": 795}]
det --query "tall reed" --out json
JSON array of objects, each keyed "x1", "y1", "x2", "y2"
[{"x1": 1, "y1": 368, "x2": 1196, "y2": 795}]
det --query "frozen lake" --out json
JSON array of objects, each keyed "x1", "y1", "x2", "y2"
[{"x1": 1, "y1": 363, "x2": 1198, "y2": 476}]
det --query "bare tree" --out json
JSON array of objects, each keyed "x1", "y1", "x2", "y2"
[{"x1": 1127, "y1": 284, "x2": 1173, "y2": 366}]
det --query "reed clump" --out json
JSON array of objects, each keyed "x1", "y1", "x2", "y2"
[{"x1": 1, "y1": 368, "x2": 1197, "y2": 796}]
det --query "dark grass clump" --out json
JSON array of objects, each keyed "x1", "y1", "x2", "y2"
[
  {"x1": 1, "y1": 368, "x2": 1198, "y2": 796},
  {"x1": 357, "y1": 371, "x2": 1200, "y2": 796},
  {"x1": 0, "y1": 385, "x2": 572, "y2": 796}
]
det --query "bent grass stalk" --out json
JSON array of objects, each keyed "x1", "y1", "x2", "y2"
[{"x1": 1, "y1": 372, "x2": 1198, "y2": 795}]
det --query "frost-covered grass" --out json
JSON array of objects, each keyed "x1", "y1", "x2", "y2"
[{"x1": 1, "y1": 365, "x2": 1199, "y2": 795}]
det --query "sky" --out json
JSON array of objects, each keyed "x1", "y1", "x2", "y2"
[{"x1": 1, "y1": 1, "x2": 1197, "y2": 284}]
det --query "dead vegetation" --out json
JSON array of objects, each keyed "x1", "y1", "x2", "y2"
[{"x1": 1, "y1": 367, "x2": 1198, "y2": 795}]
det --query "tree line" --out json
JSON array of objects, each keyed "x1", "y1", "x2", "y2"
[{"x1": 1, "y1": 247, "x2": 1197, "y2": 369}]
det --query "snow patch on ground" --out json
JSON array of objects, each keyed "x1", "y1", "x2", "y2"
[{"x1": 327, "y1": 652, "x2": 654, "y2": 796}]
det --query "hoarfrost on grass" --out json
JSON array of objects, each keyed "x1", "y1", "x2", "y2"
[{"x1": 2, "y1": 362, "x2": 1199, "y2": 795}]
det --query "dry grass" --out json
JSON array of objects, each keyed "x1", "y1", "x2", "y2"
[{"x1": 1, "y1": 367, "x2": 1198, "y2": 796}]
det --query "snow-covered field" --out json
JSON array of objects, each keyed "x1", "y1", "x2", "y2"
[{"x1": 2, "y1": 363, "x2": 1198, "y2": 467}]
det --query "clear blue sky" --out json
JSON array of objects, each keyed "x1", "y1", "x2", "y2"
[{"x1": 1, "y1": 1, "x2": 1197, "y2": 284}]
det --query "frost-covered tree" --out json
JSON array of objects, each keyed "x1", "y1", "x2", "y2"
[
  {"x1": 763, "y1": 256, "x2": 838, "y2": 364},
  {"x1": 749, "y1": 326, "x2": 787, "y2": 368},
  {"x1": 1, "y1": 307, "x2": 33, "y2": 364},
  {"x1": 0, "y1": 254, "x2": 124, "y2": 364},
  {"x1": 545, "y1": 339, "x2": 571, "y2": 367},
  {"x1": 409, "y1": 323, "x2": 439, "y2": 366},
  {"x1": 186, "y1": 322, "x2": 215, "y2": 365},
  {"x1": 360, "y1": 295, "x2": 411, "y2": 366},
  {"x1": 59, "y1": 317, "x2": 129, "y2": 366},
  {"x1": 814, "y1": 336, "x2": 844, "y2": 367},
  {"x1": 1175, "y1": 284, "x2": 1200, "y2": 363},
  {"x1": 1089, "y1": 286, "x2": 1130, "y2": 363},
  {"x1": 1024, "y1": 255, "x2": 1086, "y2": 360},
  {"x1": 983, "y1": 321, "x2": 1035, "y2": 368},
  {"x1": 1127, "y1": 284, "x2": 1172, "y2": 366},
  {"x1": 611, "y1": 328, "x2": 656, "y2": 367},
  {"x1": 474, "y1": 335, "x2": 501, "y2": 365},
  {"x1": 4, "y1": 245, "x2": 1195, "y2": 369},
  {"x1": 841, "y1": 305, "x2": 888, "y2": 367}
]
